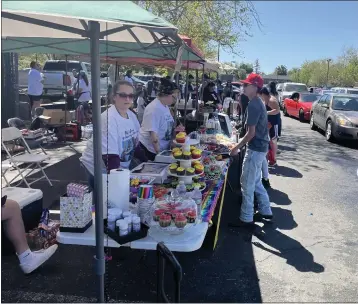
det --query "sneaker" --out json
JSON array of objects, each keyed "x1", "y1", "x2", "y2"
[
  {"x1": 20, "y1": 244, "x2": 58, "y2": 274},
  {"x1": 262, "y1": 178, "x2": 271, "y2": 189},
  {"x1": 228, "y1": 219, "x2": 254, "y2": 228},
  {"x1": 253, "y1": 213, "x2": 273, "y2": 222},
  {"x1": 268, "y1": 161, "x2": 277, "y2": 167}
]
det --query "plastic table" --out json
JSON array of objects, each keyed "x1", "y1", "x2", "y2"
[{"x1": 56, "y1": 221, "x2": 209, "y2": 252}]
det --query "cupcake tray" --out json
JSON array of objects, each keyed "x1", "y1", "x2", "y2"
[
  {"x1": 173, "y1": 138, "x2": 200, "y2": 146},
  {"x1": 167, "y1": 169, "x2": 204, "y2": 184},
  {"x1": 150, "y1": 219, "x2": 199, "y2": 235}
]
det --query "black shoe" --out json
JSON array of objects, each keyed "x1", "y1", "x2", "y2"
[
  {"x1": 228, "y1": 219, "x2": 255, "y2": 228},
  {"x1": 253, "y1": 213, "x2": 273, "y2": 222},
  {"x1": 262, "y1": 178, "x2": 271, "y2": 189}
]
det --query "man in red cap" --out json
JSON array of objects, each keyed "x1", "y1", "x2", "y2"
[{"x1": 230, "y1": 73, "x2": 272, "y2": 227}]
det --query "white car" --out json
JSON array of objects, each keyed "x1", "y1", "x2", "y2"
[
  {"x1": 331, "y1": 87, "x2": 358, "y2": 95},
  {"x1": 277, "y1": 82, "x2": 309, "y2": 109}
]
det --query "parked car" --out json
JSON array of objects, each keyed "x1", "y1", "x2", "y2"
[
  {"x1": 331, "y1": 87, "x2": 358, "y2": 95},
  {"x1": 320, "y1": 89, "x2": 334, "y2": 95},
  {"x1": 277, "y1": 82, "x2": 309, "y2": 109},
  {"x1": 310, "y1": 93, "x2": 358, "y2": 141},
  {"x1": 283, "y1": 92, "x2": 321, "y2": 121}
]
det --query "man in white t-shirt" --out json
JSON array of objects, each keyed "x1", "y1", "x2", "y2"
[
  {"x1": 124, "y1": 70, "x2": 134, "y2": 85},
  {"x1": 139, "y1": 78, "x2": 177, "y2": 161},
  {"x1": 80, "y1": 80, "x2": 141, "y2": 189},
  {"x1": 27, "y1": 61, "x2": 44, "y2": 116}
]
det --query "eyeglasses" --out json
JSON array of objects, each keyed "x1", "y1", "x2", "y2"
[{"x1": 115, "y1": 92, "x2": 134, "y2": 99}]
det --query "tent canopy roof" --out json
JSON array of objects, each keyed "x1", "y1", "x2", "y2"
[{"x1": 1, "y1": 1, "x2": 203, "y2": 61}]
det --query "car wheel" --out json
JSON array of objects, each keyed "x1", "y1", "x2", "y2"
[
  {"x1": 310, "y1": 113, "x2": 317, "y2": 130},
  {"x1": 299, "y1": 109, "x2": 305, "y2": 122},
  {"x1": 325, "y1": 120, "x2": 334, "y2": 142},
  {"x1": 283, "y1": 106, "x2": 289, "y2": 117}
]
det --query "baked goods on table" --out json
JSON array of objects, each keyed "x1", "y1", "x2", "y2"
[
  {"x1": 159, "y1": 214, "x2": 172, "y2": 227},
  {"x1": 175, "y1": 132, "x2": 186, "y2": 144},
  {"x1": 192, "y1": 149, "x2": 202, "y2": 159},
  {"x1": 194, "y1": 164, "x2": 204, "y2": 174},
  {"x1": 174, "y1": 213, "x2": 187, "y2": 228},
  {"x1": 176, "y1": 167, "x2": 185, "y2": 176},
  {"x1": 169, "y1": 163, "x2": 178, "y2": 174}
]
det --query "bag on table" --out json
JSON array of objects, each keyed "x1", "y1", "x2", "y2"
[{"x1": 27, "y1": 219, "x2": 60, "y2": 250}]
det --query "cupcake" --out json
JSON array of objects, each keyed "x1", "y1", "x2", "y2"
[
  {"x1": 173, "y1": 151, "x2": 183, "y2": 159},
  {"x1": 186, "y1": 210, "x2": 197, "y2": 223},
  {"x1": 194, "y1": 164, "x2": 204, "y2": 174},
  {"x1": 174, "y1": 213, "x2": 187, "y2": 228},
  {"x1": 169, "y1": 163, "x2": 178, "y2": 174},
  {"x1": 190, "y1": 145, "x2": 196, "y2": 152},
  {"x1": 199, "y1": 182, "x2": 206, "y2": 189},
  {"x1": 192, "y1": 149, "x2": 202, "y2": 159},
  {"x1": 159, "y1": 214, "x2": 172, "y2": 227},
  {"x1": 176, "y1": 167, "x2": 185, "y2": 176},
  {"x1": 186, "y1": 167, "x2": 195, "y2": 176},
  {"x1": 176, "y1": 132, "x2": 186, "y2": 144},
  {"x1": 183, "y1": 151, "x2": 191, "y2": 160},
  {"x1": 192, "y1": 160, "x2": 201, "y2": 167},
  {"x1": 215, "y1": 154, "x2": 223, "y2": 161},
  {"x1": 170, "y1": 209, "x2": 181, "y2": 220},
  {"x1": 153, "y1": 209, "x2": 165, "y2": 221},
  {"x1": 186, "y1": 184, "x2": 194, "y2": 192},
  {"x1": 192, "y1": 183, "x2": 201, "y2": 189},
  {"x1": 172, "y1": 147, "x2": 181, "y2": 154}
]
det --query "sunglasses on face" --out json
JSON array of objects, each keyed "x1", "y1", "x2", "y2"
[{"x1": 115, "y1": 92, "x2": 134, "y2": 99}]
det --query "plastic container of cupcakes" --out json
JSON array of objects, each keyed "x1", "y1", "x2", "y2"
[{"x1": 149, "y1": 198, "x2": 199, "y2": 235}]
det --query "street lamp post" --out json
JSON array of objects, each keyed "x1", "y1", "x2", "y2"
[{"x1": 326, "y1": 58, "x2": 332, "y2": 88}]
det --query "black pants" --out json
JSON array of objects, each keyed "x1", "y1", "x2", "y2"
[{"x1": 139, "y1": 142, "x2": 157, "y2": 161}]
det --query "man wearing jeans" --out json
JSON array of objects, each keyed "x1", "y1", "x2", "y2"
[{"x1": 230, "y1": 73, "x2": 272, "y2": 227}]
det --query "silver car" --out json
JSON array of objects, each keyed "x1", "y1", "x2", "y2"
[{"x1": 310, "y1": 93, "x2": 358, "y2": 141}]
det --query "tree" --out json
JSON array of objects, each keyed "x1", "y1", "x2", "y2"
[
  {"x1": 238, "y1": 62, "x2": 253, "y2": 74},
  {"x1": 236, "y1": 68, "x2": 247, "y2": 80},
  {"x1": 253, "y1": 59, "x2": 260, "y2": 74},
  {"x1": 134, "y1": 1, "x2": 261, "y2": 58},
  {"x1": 275, "y1": 65, "x2": 288, "y2": 75}
]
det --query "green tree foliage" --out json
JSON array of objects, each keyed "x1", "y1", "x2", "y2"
[
  {"x1": 238, "y1": 62, "x2": 253, "y2": 74},
  {"x1": 133, "y1": 0, "x2": 261, "y2": 59},
  {"x1": 253, "y1": 59, "x2": 260, "y2": 74},
  {"x1": 275, "y1": 65, "x2": 288, "y2": 75},
  {"x1": 287, "y1": 47, "x2": 358, "y2": 87}
]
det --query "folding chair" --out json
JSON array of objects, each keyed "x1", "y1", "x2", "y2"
[
  {"x1": 156, "y1": 242, "x2": 182, "y2": 303},
  {"x1": 1, "y1": 127, "x2": 53, "y2": 188},
  {"x1": 1, "y1": 163, "x2": 12, "y2": 187}
]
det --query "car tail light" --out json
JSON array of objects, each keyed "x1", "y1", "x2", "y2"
[{"x1": 63, "y1": 74, "x2": 71, "y2": 86}]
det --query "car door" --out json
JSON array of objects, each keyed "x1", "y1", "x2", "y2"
[
  {"x1": 321, "y1": 95, "x2": 332, "y2": 127},
  {"x1": 315, "y1": 95, "x2": 328, "y2": 128}
]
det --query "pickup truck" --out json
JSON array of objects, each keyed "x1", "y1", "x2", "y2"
[{"x1": 18, "y1": 60, "x2": 110, "y2": 99}]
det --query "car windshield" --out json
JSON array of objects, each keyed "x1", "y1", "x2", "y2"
[
  {"x1": 284, "y1": 84, "x2": 308, "y2": 92},
  {"x1": 347, "y1": 89, "x2": 358, "y2": 95},
  {"x1": 332, "y1": 96, "x2": 358, "y2": 111},
  {"x1": 300, "y1": 94, "x2": 320, "y2": 102}
]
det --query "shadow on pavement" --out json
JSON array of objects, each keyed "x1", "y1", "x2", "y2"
[
  {"x1": 270, "y1": 165, "x2": 303, "y2": 178},
  {"x1": 253, "y1": 223, "x2": 324, "y2": 273},
  {"x1": 270, "y1": 207, "x2": 297, "y2": 230},
  {"x1": 267, "y1": 188, "x2": 292, "y2": 206}
]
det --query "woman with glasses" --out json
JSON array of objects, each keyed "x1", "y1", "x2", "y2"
[
  {"x1": 80, "y1": 80, "x2": 143, "y2": 189},
  {"x1": 139, "y1": 78, "x2": 178, "y2": 161}
]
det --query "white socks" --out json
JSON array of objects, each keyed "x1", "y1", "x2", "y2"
[{"x1": 17, "y1": 249, "x2": 32, "y2": 264}]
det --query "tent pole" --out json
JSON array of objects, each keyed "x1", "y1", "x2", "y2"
[
  {"x1": 200, "y1": 63, "x2": 205, "y2": 101},
  {"x1": 183, "y1": 51, "x2": 190, "y2": 128},
  {"x1": 89, "y1": 20, "x2": 105, "y2": 304},
  {"x1": 64, "y1": 54, "x2": 68, "y2": 144}
]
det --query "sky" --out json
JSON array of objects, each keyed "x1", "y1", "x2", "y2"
[{"x1": 219, "y1": 1, "x2": 358, "y2": 74}]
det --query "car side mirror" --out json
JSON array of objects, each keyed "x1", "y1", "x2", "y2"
[
  {"x1": 321, "y1": 104, "x2": 328, "y2": 108},
  {"x1": 277, "y1": 88, "x2": 282, "y2": 92}
]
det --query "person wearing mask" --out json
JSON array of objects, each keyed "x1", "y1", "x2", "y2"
[
  {"x1": 229, "y1": 73, "x2": 272, "y2": 227},
  {"x1": 124, "y1": 70, "x2": 134, "y2": 85},
  {"x1": 268, "y1": 81, "x2": 282, "y2": 141},
  {"x1": 146, "y1": 76, "x2": 159, "y2": 102},
  {"x1": 28, "y1": 61, "x2": 44, "y2": 116},
  {"x1": 1, "y1": 196, "x2": 58, "y2": 274},
  {"x1": 202, "y1": 81, "x2": 222, "y2": 110},
  {"x1": 139, "y1": 78, "x2": 177, "y2": 161},
  {"x1": 136, "y1": 88, "x2": 146, "y2": 124},
  {"x1": 182, "y1": 74, "x2": 195, "y2": 100},
  {"x1": 80, "y1": 80, "x2": 144, "y2": 189},
  {"x1": 223, "y1": 81, "x2": 234, "y2": 99}
]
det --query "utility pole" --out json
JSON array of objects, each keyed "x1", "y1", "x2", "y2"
[
  {"x1": 326, "y1": 58, "x2": 332, "y2": 88},
  {"x1": 217, "y1": 43, "x2": 220, "y2": 80}
]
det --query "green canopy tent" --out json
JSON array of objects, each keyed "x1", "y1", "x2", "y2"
[{"x1": 2, "y1": 1, "x2": 202, "y2": 301}]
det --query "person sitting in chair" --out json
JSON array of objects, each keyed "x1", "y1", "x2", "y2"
[{"x1": 1, "y1": 196, "x2": 58, "y2": 274}]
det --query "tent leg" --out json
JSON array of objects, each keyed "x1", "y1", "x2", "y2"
[
  {"x1": 89, "y1": 20, "x2": 105, "y2": 304},
  {"x1": 183, "y1": 50, "x2": 190, "y2": 128}
]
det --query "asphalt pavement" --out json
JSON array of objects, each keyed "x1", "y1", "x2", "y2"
[{"x1": 1, "y1": 115, "x2": 358, "y2": 302}]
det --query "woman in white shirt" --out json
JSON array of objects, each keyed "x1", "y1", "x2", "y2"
[
  {"x1": 124, "y1": 70, "x2": 134, "y2": 85},
  {"x1": 80, "y1": 80, "x2": 144, "y2": 189},
  {"x1": 139, "y1": 78, "x2": 178, "y2": 161}
]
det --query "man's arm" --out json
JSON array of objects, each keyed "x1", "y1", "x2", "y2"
[
  {"x1": 230, "y1": 125, "x2": 255, "y2": 156},
  {"x1": 150, "y1": 131, "x2": 160, "y2": 154}
]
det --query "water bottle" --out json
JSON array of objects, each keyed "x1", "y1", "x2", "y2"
[
  {"x1": 176, "y1": 181, "x2": 187, "y2": 197},
  {"x1": 191, "y1": 186, "x2": 203, "y2": 221}
]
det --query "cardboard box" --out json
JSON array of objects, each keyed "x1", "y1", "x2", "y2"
[{"x1": 39, "y1": 109, "x2": 72, "y2": 125}]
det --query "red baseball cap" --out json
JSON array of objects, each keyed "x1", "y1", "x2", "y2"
[{"x1": 240, "y1": 73, "x2": 264, "y2": 89}]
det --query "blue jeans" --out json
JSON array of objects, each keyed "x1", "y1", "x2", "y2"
[{"x1": 241, "y1": 149, "x2": 272, "y2": 222}]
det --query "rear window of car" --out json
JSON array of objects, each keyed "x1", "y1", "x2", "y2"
[
  {"x1": 347, "y1": 89, "x2": 358, "y2": 95},
  {"x1": 332, "y1": 96, "x2": 358, "y2": 111},
  {"x1": 300, "y1": 94, "x2": 320, "y2": 102},
  {"x1": 43, "y1": 61, "x2": 82, "y2": 72},
  {"x1": 284, "y1": 84, "x2": 308, "y2": 92}
]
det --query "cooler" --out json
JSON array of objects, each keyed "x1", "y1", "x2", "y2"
[{"x1": 2, "y1": 187, "x2": 43, "y2": 255}]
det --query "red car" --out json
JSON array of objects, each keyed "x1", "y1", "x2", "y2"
[{"x1": 283, "y1": 93, "x2": 321, "y2": 121}]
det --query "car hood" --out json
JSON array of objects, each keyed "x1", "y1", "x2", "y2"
[
  {"x1": 300, "y1": 102, "x2": 314, "y2": 109},
  {"x1": 334, "y1": 110, "x2": 358, "y2": 124}
]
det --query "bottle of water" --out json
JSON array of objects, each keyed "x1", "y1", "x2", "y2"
[
  {"x1": 176, "y1": 181, "x2": 187, "y2": 197},
  {"x1": 191, "y1": 186, "x2": 203, "y2": 221}
]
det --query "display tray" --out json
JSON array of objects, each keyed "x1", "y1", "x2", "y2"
[
  {"x1": 167, "y1": 169, "x2": 203, "y2": 178},
  {"x1": 173, "y1": 138, "x2": 200, "y2": 146},
  {"x1": 60, "y1": 220, "x2": 93, "y2": 233},
  {"x1": 103, "y1": 219, "x2": 148, "y2": 245}
]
